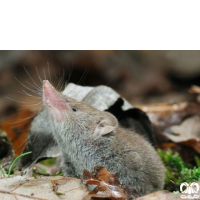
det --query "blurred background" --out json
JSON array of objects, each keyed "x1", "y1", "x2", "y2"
[{"x1": 0, "y1": 50, "x2": 200, "y2": 121}]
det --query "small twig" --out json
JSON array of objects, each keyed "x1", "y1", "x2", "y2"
[
  {"x1": 65, "y1": 187, "x2": 81, "y2": 193},
  {"x1": 11, "y1": 182, "x2": 26, "y2": 192}
]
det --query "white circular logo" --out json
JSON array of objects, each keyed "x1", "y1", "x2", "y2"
[{"x1": 180, "y1": 182, "x2": 199, "y2": 194}]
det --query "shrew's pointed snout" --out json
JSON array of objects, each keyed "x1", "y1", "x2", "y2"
[
  {"x1": 43, "y1": 80, "x2": 55, "y2": 96},
  {"x1": 43, "y1": 80, "x2": 49, "y2": 85},
  {"x1": 43, "y1": 80, "x2": 69, "y2": 121},
  {"x1": 43, "y1": 80, "x2": 57, "y2": 104}
]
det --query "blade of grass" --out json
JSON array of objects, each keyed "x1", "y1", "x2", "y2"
[
  {"x1": 8, "y1": 151, "x2": 32, "y2": 177},
  {"x1": 0, "y1": 165, "x2": 6, "y2": 177}
]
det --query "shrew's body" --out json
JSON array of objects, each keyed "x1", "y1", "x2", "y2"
[{"x1": 43, "y1": 80, "x2": 165, "y2": 197}]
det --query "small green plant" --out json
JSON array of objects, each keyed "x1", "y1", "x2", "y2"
[
  {"x1": 0, "y1": 165, "x2": 6, "y2": 177},
  {"x1": 158, "y1": 149, "x2": 200, "y2": 191},
  {"x1": 0, "y1": 151, "x2": 32, "y2": 178}
]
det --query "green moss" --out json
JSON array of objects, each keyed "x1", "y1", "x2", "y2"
[{"x1": 158, "y1": 149, "x2": 200, "y2": 191}]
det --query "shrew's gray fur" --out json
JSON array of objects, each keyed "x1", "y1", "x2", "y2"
[{"x1": 42, "y1": 81, "x2": 165, "y2": 198}]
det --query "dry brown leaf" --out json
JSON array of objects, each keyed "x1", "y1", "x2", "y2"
[
  {"x1": 136, "y1": 190, "x2": 182, "y2": 200},
  {"x1": 137, "y1": 102, "x2": 200, "y2": 132},
  {"x1": 137, "y1": 102, "x2": 200, "y2": 145},
  {"x1": 0, "y1": 110, "x2": 33, "y2": 155},
  {"x1": 163, "y1": 115, "x2": 200, "y2": 153},
  {"x1": 83, "y1": 166, "x2": 138, "y2": 200},
  {"x1": 0, "y1": 176, "x2": 88, "y2": 200}
]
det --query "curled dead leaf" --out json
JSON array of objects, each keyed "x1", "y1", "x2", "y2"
[{"x1": 83, "y1": 166, "x2": 139, "y2": 200}]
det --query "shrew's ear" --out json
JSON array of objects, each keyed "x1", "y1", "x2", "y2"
[{"x1": 93, "y1": 112, "x2": 118, "y2": 136}]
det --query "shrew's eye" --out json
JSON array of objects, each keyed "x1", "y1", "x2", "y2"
[{"x1": 72, "y1": 107, "x2": 77, "y2": 112}]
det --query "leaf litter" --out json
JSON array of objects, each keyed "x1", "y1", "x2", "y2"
[{"x1": 0, "y1": 166, "x2": 137, "y2": 200}]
